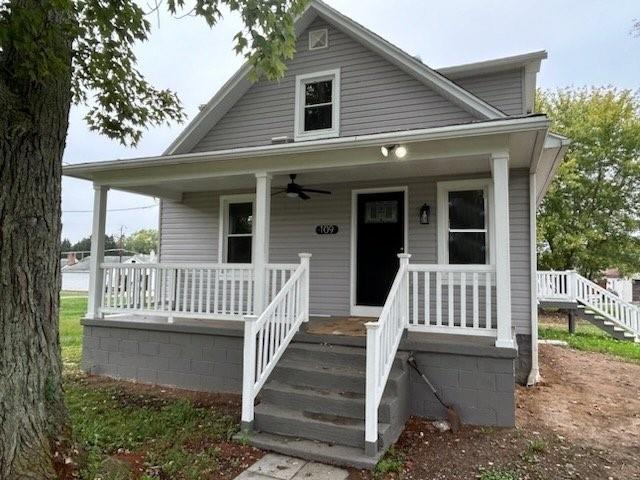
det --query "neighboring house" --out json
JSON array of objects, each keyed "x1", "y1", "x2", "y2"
[
  {"x1": 605, "y1": 269, "x2": 640, "y2": 304},
  {"x1": 62, "y1": 1, "x2": 570, "y2": 467},
  {"x1": 61, "y1": 253, "x2": 154, "y2": 292}
]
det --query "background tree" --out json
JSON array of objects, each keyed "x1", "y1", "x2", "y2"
[
  {"x1": 0, "y1": 1, "x2": 306, "y2": 478},
  {"x1": 124, "y1": 229, "x2": 159, "y2": 254},
  {"x1": 537, "y1": 87, "x2": 640, "y2": 279}
]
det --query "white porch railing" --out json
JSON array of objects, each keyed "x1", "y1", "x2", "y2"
[
  {"x1": 537, "y1": 270, "x2": 640, "y2": 338},
  {"x1": 241, "y1": 253, "x2": 311, "y2": 427},
  {"x1": 100, "y1": 262, "x2": 296, "y2": 321},
  {"x1": 364, "y1": 254, "x2": 410, "y2": 452},
  {"x1": 407, "y1": 264, "x2": 497, "y2": 336}
]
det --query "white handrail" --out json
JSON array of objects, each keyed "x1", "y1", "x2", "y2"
[
  {"x1": 364, "y1": 254, "x2": 410, "y2": 453},
  {"x1": 537, "y1": 270, "x2": 640, "y2": 338},
  {"x1": 241, "y1": 253, "x2": 311, "y2": 427}
]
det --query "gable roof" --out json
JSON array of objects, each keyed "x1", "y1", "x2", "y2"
[{"x1": 165, "y1": 0, "x2": 505, "y2": 155}]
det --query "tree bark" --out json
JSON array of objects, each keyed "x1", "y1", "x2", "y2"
[{"x1": 0, "y1": 2, "x2": 74, "y2": 478}]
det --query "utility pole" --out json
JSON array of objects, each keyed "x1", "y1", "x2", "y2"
[{"x1": 118, "y1": 225, "x2": 125, "y2": 263}]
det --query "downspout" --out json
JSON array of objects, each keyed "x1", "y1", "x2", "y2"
[{"x1": 527, "y1": 172, "x2": 540, "y2": 386}]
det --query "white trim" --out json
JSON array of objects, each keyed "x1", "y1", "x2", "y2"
[
  {"x1": 308, "y1": 28, "x2": 328, "y2": 50},
  {"x1": 218, "y1": 193, "x2": 256, "y2": 263},
  {"x1": 436, "y1": 178, "x2": 494, "y2": 266},
  {"x1": 350, "y1": 186, "x2": 409, "y2": 317},
  {"x1": 294, "y1": 69, "x2": 341, "y2": 141},
  {"x1": 438, "y1": 50, "x2": 547, "y2": 79},
  {"x1": 63, "y1": 116, "x2": 550, "y2": 180}
]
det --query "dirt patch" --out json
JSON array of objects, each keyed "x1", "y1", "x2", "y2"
[
  {"x1": 348, "y1": 344, "x2": 640, "y2": 479},
  {"x1": 78, "y1": 374, "x2": 242, "y2": 418},
  {"x1": 520, "y1": 344, "x2": 640, "y2": 451}
]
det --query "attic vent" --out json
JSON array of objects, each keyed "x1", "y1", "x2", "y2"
[{"x1": 309, "y1": 28, "x2": 328, "y2": 50}]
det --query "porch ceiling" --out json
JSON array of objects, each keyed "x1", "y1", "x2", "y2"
[{"x1": 63, "y1": 116, "x2": 561, "y2": 201}]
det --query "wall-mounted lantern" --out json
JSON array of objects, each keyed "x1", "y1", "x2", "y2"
[{"x1": 419, "y1": 203, "x2": 431, "y2": 225}]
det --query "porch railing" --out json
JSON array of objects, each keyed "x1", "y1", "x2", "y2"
[
  {"x1": 100, "y1": 262, "x2": 295, "y2": 321},
  {"x1": 407, "y1": 264, "x2": 497, "y2": 336},
  {"x1": 537, "y1": 270, "x2": 640, "y2": 339},
  {"x1": 241, "y1": 253, "x2": 311, "y2": 427}
]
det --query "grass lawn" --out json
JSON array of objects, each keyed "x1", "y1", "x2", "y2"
[
  {"x1": 539, "y1": 316, "x2": 640, "y2": 363},
  {"x1": 60, "y1": 294, "x2": 87, "y2": 367},
  {"x1": 59, "y1": 293, "x2": 260, "y2": 479}
]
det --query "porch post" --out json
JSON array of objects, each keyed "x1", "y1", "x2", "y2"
[
  {"x1": 491, "y1": 152, "x2": 515, "y2": 349},
  {"x1": 86, "y1": 184, "x2": 109, "y2": 319},
  {"x1": 253, "y1": 172, "x2": 272, "y2": 314}
]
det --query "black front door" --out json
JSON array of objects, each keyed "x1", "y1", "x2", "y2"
[{"x1": 356, "y1": 191, "x2": 405, "y2": 307}]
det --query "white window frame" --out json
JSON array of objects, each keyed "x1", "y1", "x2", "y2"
[
  {"x1": 437, "y1": 179, "x2": 494, "y2": 265},
  {"x1": 218, "y1": 194, "x2": 256, "y2": 264},
  {"x1": 308, "y1": 28, "x2": 328, "y2": 50},
  {"x1": 294, "y1": 69, "x2": 340, "y2": 141}
]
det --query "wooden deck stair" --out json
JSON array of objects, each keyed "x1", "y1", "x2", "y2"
[
  {"x1": 242, "y1": 342, "x2": 410, "y2": 469},
  {"x1": 576, "y1": 305, "x2": 639, "y2": 342}
]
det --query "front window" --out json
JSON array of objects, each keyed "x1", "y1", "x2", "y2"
[
  {"x1": 437, "y1": 180, "x2": 491, "y2": 265},
  {"x1": 221, "y1": 197, "x2": 254, "y2": 263},
  {"x1": 304, "y1": 80, "x2": 333, "y2": 131},
  {"x1": 295, "y1": 69, "x2": 340, "y2": 140}
]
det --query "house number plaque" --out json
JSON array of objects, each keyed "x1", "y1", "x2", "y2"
[{"x1": 315, "y1": 225, "x2": 339, "y2": 235}]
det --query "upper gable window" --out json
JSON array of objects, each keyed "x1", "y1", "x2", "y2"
[
  {"x1": 294, "y1": 69, "x2": 340, "y2": 141},
  {"x1": 309, "y1": 28, "x2": 328, "y2": 50}
]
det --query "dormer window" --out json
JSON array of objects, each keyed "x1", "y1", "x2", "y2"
[
  {"x1": 294, "y1": 69, "x2": 340, "y2": 141},
  {"x1": 309, "y1": 28, "x2": 328, "y2": 50}
]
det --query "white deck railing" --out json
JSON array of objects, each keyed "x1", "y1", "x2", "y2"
[
  {"x1": 364, "y1": 254, "x2": 410, "y2": 451},
  {"x1": 100, "y1": 262, "x2": 295, "y2": 321},
  {"x1": 407, "y1": 264, "x2": 497, "y2": 336},
  {"x1": 537, "y1": 270, "x2": 640, "y2": 338},
  {"x1": 241, "y1": 254, "x2": 311, "y2": 426}
]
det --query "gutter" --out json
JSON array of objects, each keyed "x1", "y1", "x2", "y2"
[{"x1": 64, "y1": 116, "x2": 549, "y2": 179}]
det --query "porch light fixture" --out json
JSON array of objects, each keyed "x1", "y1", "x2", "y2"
[
  {"x1": 380, "y1": 144, "x2": 408, "y2": 159},
  {"x1": 419, "y1": 203, "x2": 431, "y2": 225}
]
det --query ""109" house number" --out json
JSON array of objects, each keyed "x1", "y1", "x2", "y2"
[{"x1": 315, "y1": 224, "x2": 339, "y2": 235}]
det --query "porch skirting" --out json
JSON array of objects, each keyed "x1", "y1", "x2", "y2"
[{"x1": 81, "y1": 317, "x2": 517, "y2": 427}]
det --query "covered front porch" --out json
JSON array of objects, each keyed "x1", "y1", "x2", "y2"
[{"x1": 67, "y1": 117, "x2": 562, "y2": 457}]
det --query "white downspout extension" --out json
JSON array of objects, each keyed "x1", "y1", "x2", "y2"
[{"x1": 527, "y1": 173, "x2": 540, "y2": 386}]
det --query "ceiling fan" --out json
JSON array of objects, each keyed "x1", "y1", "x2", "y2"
[{"x1": 272, "y1": 174, "x2": 332, "y2": 200}]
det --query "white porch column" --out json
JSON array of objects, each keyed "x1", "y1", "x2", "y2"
[
  {"x1": 491, "y1": 152, "x2": 515, "y2": 348},
  {"x1": 86, "y1": 184, "x2": 109, "y2": 319},
  {"x1": 253, "y1": 172, "x2": 272, "y2": 314}
]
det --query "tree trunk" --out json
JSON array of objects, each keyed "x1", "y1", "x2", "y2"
[{"x1": 0, "y1": 2, "x2": 74, "y2": 478}]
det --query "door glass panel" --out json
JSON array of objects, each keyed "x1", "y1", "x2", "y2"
[{"x1": 364, "y1": 200, "x2": 398, "y2": 224}]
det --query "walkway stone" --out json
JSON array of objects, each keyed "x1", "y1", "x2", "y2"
[{"x1": 234, "y1": 453, "x2": 349, "y2": 480}]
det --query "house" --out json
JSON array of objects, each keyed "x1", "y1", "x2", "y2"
[
  {"x1": 61, "y1": 253, "x2": 155, "y2": 292},
  {"x1": 605, "y1": 269, "x2": 640, "y2": 304},
  {"x1": 62, "y1": 0, "x2": 570, "y2": 468}
]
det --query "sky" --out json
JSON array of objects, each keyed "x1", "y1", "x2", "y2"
[{"x1": 61, "y1": 0, "x2": 640, "y2": 243}]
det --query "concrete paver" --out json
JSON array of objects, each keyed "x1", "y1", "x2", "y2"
[{"x1": 234, "y1": 454, "x2": 349, "y2": 480}]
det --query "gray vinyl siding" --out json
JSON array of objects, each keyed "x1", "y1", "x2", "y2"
[
  {"x1": 455, "y1": 69, "x2": 524, "y2": 116},
  {"x1": 191, "y1": 18, "x2": 477, "y2": 153},
  {"x1": 159, "y1": 172, "x2": 532, "y2": 335},
  {"x1": 159, "y1": 192, "x2": 219, "y2": 263}
]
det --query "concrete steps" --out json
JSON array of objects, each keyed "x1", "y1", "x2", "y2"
[{"x1": 245, "y1": 342, "x2": 410, "y2": 468}]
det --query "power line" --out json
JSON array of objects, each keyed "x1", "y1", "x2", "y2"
[{"x1": 62, "y1": 204, "x2": 158, "y2": 214}]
